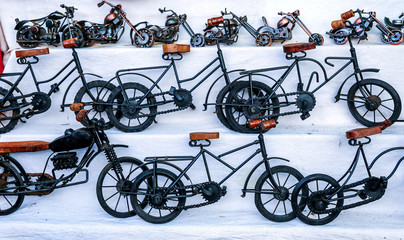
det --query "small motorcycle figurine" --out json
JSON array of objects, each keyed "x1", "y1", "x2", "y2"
[
  {"x1": 384, "y1": 12, "x2": 404, "y2": 40},
  {"x1": 14, "y1": 4, "x2": 85, "y2": 48},
  {"x1": 329, "y1": 9, "x2": 403, "y2": 45},
  {"x1": 135, "y1": 8, "x2": 205, "y2": 47},
  {"x1": 203, "y1": 9, "x2": 241, "y2": 45},
  {"x1": 77, "y1": 1, "x2": 155, "y2": 48},
  {"x1": 259, "y1": 10, "x2": 324, "y2": 46}
]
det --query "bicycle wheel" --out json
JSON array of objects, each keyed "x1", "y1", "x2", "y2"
[
  {"x1": 62, "y1": 26, "x2": 85, "y2": 48},
  {"x1": 0, "y1": 161, "x2": 25, "y2": 215},
  {"x1": 106, "y1": 82, "x2": 157, "y2": 132},
  {"x1": 225, "y1": 81, "x2": 279, "y2": 133},
  {"x1": 74, "y1": 80, "x2": 116, "y2": 129},
  {"x1": 347, "y1": 79, "x2": 402, "y2": 127},
  {"x1": 254, "y1": 165, "x2": 304, "y2": 222},
  {"x1": 96, "y1": 157, "x2": 147, "y2": 218},
  {"x1": 291, "y1": 174, "x2": 343, "y2": 225},
  {"x1": 215, "y1": 83, "x2": 237, "y2": 130},
  {"x1": 131, "y1": 168, "x2": 186, "y2": 224},
  {"x1": 0, "y1": 87, "x2": 20, "y2": 134}
]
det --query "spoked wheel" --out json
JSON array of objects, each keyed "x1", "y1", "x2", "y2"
[
  {"x1": 0, "y1": 87, "x2": 20, "y2": 134},
  {"x1": 255, "y1": 33, "x2": 272, "y2": 47},
  {"x1": 0, "y1": 161, "x2": 25, "y2": 215},
  {"x1": 96, "y1": 157, "x2": 148, "y2": 218},
  {"x1": 333, "y1": 29, "x2": 349, "y2": 45},
  {"x1": 131, "y1": 168, "x2": 186, "y2": 224},
  {"x1": 106, "y1": 82, "x2": 157, "y2": 132},
  {"x1": 215, "y1": 82, "x2": 240, "y2": 130},
  {"x1": 74, "y1": 80, "x2": 116, "y2": 129},
  {"x1": 225, "y1": 81, "x2": 280, "y2": 133},
  {"x1": 16, "y1": 26, "x2": 39, "y2": 48},
  {"x1": 347, "y1": 79, "x2": 402, "y2": 127},
  {"x1": 254, "y1": 165, "x2": 305, "y2": 222},
  {"x1": 190, "y1": 33, "x2": 205, "y2": 47},
  {"x1": 291, "y1": 174, "x2": 343, "y2": 225},
  {"x1": 62, "y1": 26, "x2": 85, "y2": 48},
  {"x1": 133, "y1": 28, "x2": 155, "y2": 48},
  {"x1": 309, "y1": 33, "x2": 324, "y2": 46},
  {"x1": 388, "y1": 29, "x2": 403, "y2": 45}
]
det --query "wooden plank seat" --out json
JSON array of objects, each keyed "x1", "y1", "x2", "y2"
[
  {"x1": 346, "y1": 120, "x2": 392, "y2": 140},
  {"x1": 15, "y1": 48, "x2": 49, "y2": 58},
  {"x1": 190, "y1": 132, "x2": 219, "y2": 141},
  {"x1": 163, "y1": 44, "x2": 190, "y2": 54},
  {"x1": 283, "y1": 42, "x2": 316, "y2": 54},
  {"x1": 0, "y1": 141, "x2": 50, "y2": 153}
]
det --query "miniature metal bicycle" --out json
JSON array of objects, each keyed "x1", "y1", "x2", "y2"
[
  {"x1": 0, "y1": 104, "x2": 147, "y2": 217},
  {"x1": 291, "y1": 120, "x2": 404, "y2": 225},
  {"x1": 0, "y1": 40, "x2": 116, "y2": 133},
  {"x1": 104, "y1": 42, "x2": 273, "y2": 133},
  {"x1": 128, "y1": 120, "x2": 304, "y2": 223},
  {"x1": 223, "y1": 16, "x2": 402, "y2": 133}
]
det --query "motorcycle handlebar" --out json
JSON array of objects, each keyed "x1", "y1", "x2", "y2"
[{"x1": 399, "y1": 12, "x2": 404, "y2": 18}]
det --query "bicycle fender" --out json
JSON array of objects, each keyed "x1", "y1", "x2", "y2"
[
  {"x1": 14, "y1": 20, "x2": 31, "y2": 30},
  {"x1": 139, "y1": 161, "x2": 192, "y2": 182},
  {"x1": 334, "y1": 68, "x2": 380, "y2": 102},
  {"x1": 0, "y1": 78, "x2": 24, "y2": 95},
  {"x1": 241, "y1": 157, "x2": 290, "y2": 197}
]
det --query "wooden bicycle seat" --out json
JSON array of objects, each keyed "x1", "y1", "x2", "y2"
[
  {"x1": 0, "y1": 141, "x2": 50, "y2": 153},
  {"x1": 163, "y1": 44, "x2": 190, "y2": 54},
  {"x1": 15, "y1": 48, "x2": 49, "y2": 58},
  {"x1": 346, "y1": 120, "x2": 392, "y2": 139},
  {"x1": 283, "y1": 42, "x2": 316, "y2": 54},
  {"x1": 190, "y1": 132, "x2": 219, "y2": 141}
]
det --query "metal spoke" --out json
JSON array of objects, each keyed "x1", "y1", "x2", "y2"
[{"x1": 272, "y1": 200, "x2": 281, "y2": 214}]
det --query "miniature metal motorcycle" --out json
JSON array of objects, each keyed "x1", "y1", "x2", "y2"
[
  {"x1": 14, "y1": 4, "x2": 85, "y2": 48},
  {"x1": 291, "y1": 120, "x2": 404, "y2": 225},
  {"x1": 259, "y1": 10, "x2": 324, "y2": 46},
  {"x1": 0, "y1": 104, "x2": 147, "y2": 217},
  {"x1": 203, "y1": 10, "x2": 241, "y2": 45},
  {"x1": 135, "y1": 8, "x2": 205, "y2": 47},
  {"x1": 384, "y1": 12, "x2": 404, "y2": 39},
  {"x1": 76, "y1": 1, "x2": 155, "y2": 48},
  {"x1": 329, "y1": 9, "x2": 403, "y2": 45}
]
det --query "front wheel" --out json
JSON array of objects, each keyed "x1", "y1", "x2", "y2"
[
  {"x1": 131, "y1": 168, "x2": 186, "y2": 224},
  {"x1": 0, "y1": 87, "x2": 20, "y2": 134},
  {"x1": 0, "y1": 161, "x2": 25, "y2": 215},
  {"x1": 96, "y1": 157, "x2": 148, "y2": 218},
  {"x1": 388, "y1": 29, "x2": 403, "y2": 45},
  {"x1": 132, "y1": 28, "x2": 155, "y2": 48},
  {"x1": 291, "y1": 174, "x2": 343, "y2": 225},
  {"x1": 74, "y1": 80, "x2": 116, "y2": 129},
  {"x1": 255, "y1": 33, "x2": 272, "y2": 47},
  {"x1": 309, "y1": 33, "x2": 324, "y2": 46},
  {"x1": 106, "y1": 82, "x2": 157, "y2": 132},
  {"x1": 347, "y1": 79, "x2": 402, "y2": 127},
  {"x1": 225, "y1": 81, "x2": 280, "y2": 133},
  {"x1": 254, "y1": 165, "x2": 305, "y2": 222},
  {"x1": 190, "y1": 33, "x2": 205, "y2": 47},
  {"x1": 62, "y1": 26, "x2": 85, "y2": 48}
]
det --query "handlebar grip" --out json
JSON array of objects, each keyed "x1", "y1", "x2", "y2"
[
  {"x1": 60, "y1": 4, "x2": 65, "y2": 8},
  {"x1": 76, "y1": 109, "x2": 87, "y2": 122},
  {"x1": 399, "y1": 12, "x2": 404, "y2": 18},
  {"x1": 331, "y1": 19, "x2": 345, "y2": 29},
  {"x1": 341, "y1": 9, "x2": 354, "y2": 20},
  {"x1": 278, "y1": 11, "x2": 283, "y2": 15},
  {"x1": 70, "y1": 103, "x2": 83, "y2": 112}
]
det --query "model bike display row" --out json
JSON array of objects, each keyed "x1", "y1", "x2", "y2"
[{"x1": 0, "y1": 15, "x2": 402, "y2": 134}]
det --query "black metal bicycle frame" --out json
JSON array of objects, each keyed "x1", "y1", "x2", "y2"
[
  {"x1": 144, "y1": 133, "x2": 281, "y2": 198},
  {"x1": 0, "y1": 48, "x2": 98, "y2": 113},
  {"x1": 113, "y1": 42, "x2": 231, "y2": 108}
]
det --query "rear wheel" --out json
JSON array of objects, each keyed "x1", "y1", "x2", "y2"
[
  {"x1": 16, "y1": 25, "x2": 39, "y2": 48},
  {"x1": 0, "y1": 161, "x2": 25, "y2": 215},
  {"x1": 255, "y1": 33, "x2": 272, "y2": 47},
  {"x1": 0, "y1": 87, "x2": 20, "y2": 134},
  {"x1": 332, "y1": 29, "x2": 348, "y2": 45},
  {"x1": 190, "y1": 33, "x2": 205, "y2": 47},
  {"x1": 133, "y1": 28, "x2": 155, "y2": 48},
  {"x1": 347, "y1": 79, "x2": 401, "y2": 126}
]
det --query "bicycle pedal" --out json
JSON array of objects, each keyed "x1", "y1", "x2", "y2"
[
  {"x1": 190, "y1": 104, "x2": 196, "y2": 110},
  {"x1": 221, "y1": 186, "x2": 227, "y2": 196},
  {"x1": 300, "y1": 112, "x2": 310, "y2": 120},
  {"x1": 169, "y1": 86, "x2": 176, "y2": 95}
]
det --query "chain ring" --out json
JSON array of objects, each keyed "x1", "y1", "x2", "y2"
[
  {"x1": 173, "y1": 89, "x2": 193, "y2": 108},
  {"x1": 201, "y1": 182, "x2": 222, "y2": 202},
  {"x1": 296, "y1": 92, "x2": 316, "y2": 112},
  {"x1": 31, "y1": 92, "x2": 51, "y2": 114}
]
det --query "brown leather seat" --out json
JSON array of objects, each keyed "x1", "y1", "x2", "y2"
[
  {"x1": 163, "y1": 44, "x2": 190, "y2": 54},
  {"x1": 190, "y1": 132, "x2": 219, "y2": 141},
  {"x1": 15, "y1": 48, "x2": 49, "y2": 58},
  {"x1": 283, "y1": 42, "x2": 316, "y2": 54},
  {"x1": 0, "y1": 141, "x2": 50, "y2": 153}
]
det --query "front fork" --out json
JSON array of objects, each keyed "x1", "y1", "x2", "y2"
[{"x1": 258, "y1": 134, "x2": 282, "y2": 193}]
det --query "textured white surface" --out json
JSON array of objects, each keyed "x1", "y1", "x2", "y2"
[{"x1": 1, "y1": 0, "x2": 404, "y2": 239}]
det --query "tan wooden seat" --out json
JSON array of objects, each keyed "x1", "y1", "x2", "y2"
[
  {"x1": 15, "y1": 48, "x2": 49, "y2": 58},
  {"x1": 283, "y1": 42, "x2": 316, "y2": 54},
  {"x1": 0, "y1": 141, "x2": 50, "y2": 153},
  {"x1": 346, "y1": 120, "x2": 391, "y2": 139},
  {"x1": 190, "y1": 132, "x2": 219, "y2": 141},
  {"x1": 163, "y1": 44, "x2": 190, "y2": 54}
]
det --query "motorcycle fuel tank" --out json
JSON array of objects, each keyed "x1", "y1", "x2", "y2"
[
  {"x1": 47, "y1": 11, "x2": 65, "y2": 20},
  {"x1": 49, "y1": 128, "x2": 93, "y2": 152},
  {"x1": 104, "y1": 13, "x2": 122, "y2": 25}
]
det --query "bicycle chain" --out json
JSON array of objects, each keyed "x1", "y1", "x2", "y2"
[
  {"x1": 310, "y1": 177, "x2": 385, "y2": 214},
  {"x1": 153, "y1": 181, "x2": 223, "y2": 211}
]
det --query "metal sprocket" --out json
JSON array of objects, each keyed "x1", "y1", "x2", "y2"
[
  {"x1": 31, "y1": 92, "x2": 51, "y2": 114},
  {"x1": 173, "y1": 89, "x2": 193, "y2": 108}
]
